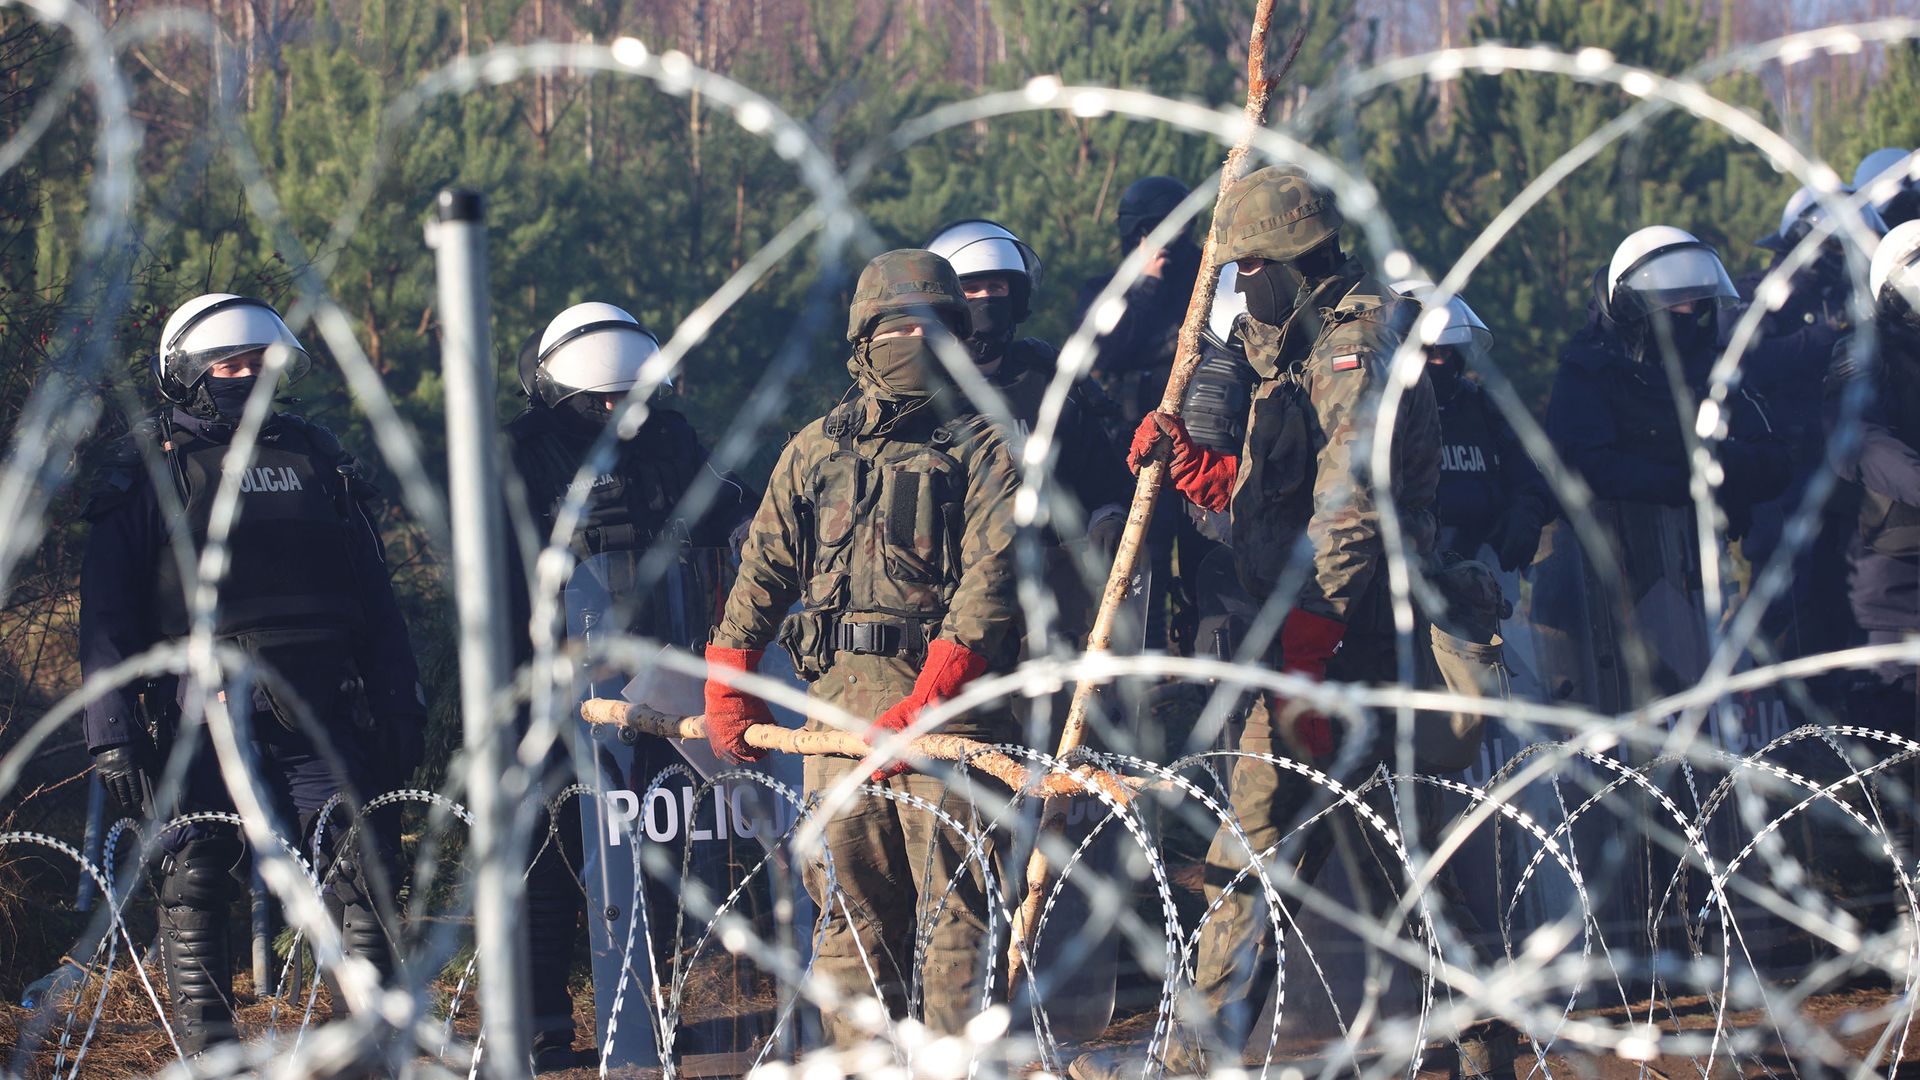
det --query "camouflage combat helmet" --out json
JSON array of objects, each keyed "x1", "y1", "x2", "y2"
[
  {"x1": 846, "y1": 249, "x2": 971, "y2": 342},
  {"x1": 1211, "y1": 165, "x2": 1343, "y2": 263}
]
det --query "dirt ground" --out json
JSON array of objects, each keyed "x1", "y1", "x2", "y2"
[{"x1": 6, "y1": 968, "x2": 1920, "y2": 1079}]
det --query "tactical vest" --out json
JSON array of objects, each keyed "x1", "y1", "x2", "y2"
[
  {"x1": 152, "y1": 417, "x2": 364, "y2": 639},
  {"x1": 782, "y1": 399, "x2": 990, "y2": 674},
  {"x1": 512, "y1": 419, "x2": 694, "y2": 558},
  {"x1": 1861, "y1": 338, "x2": 1920, "y2": 556},
  {"x1": 987, "y1": 340, "x2": 1059, "y2": 441},
  {"x1": 1434, "y1": 383, "x2": 1505, "y2": 550}
]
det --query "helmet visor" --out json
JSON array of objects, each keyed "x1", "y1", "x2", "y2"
[
  {"x1": 163, "y1": 296, "x2": 312, "y2": 389},
  {"x1": 1612, "y1": 243, "x2": 1737, "y2": 319},
  {"x1": 173, "y1": 339, "x2": 312, "y2": 391},
  {"x1": 1885, "y1": 255, "x2": 1920, "y2": 316}
]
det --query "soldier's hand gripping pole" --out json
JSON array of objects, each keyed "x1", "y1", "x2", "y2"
[
  {"x1": 578, "y1": 698, "x2": 1142, "y2": 805},
  {"x1": 1008, "y1": 0, "x2": 1296, "y2": 991}
]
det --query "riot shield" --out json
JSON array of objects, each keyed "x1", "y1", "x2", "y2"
[
  {"x1": 568, "y1": 546, "x2": 808, "y2": 1073},
  {"x1": 1025, "y1": 532, "x2": 1149, "y2": 1044}
]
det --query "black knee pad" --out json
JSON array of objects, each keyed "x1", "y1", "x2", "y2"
[
  {"x1": 158, "y1": 832, "x2": 245, "y2": 911},
  {"x1": 307, "y1": 808, "x2": 401, "y2": 906}
]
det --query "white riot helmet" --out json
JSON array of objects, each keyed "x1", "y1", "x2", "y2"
[
  {"x1": 1605, "y1": 226, "x2": 1739, "y2": 320},
  {"x1": 1202, "y1": 263, "x2": 1247, "y2": 347},
  {"x1": 1870, "y1": 219, "x2": 1920, "y2": 325},
  {"x1": 1855, "y1": 148, "x2": 1919, "y2": 213},
  {"x1": 531, "y1": 302, "x2": 663, "y2": 415},
  {"x1": 924, "y1": 218, "x2": 1043, "y2": 321},
  {"x1": 1393, "y1": 278, "x2": 1493, "y2": 365},
  {"x1": 1762, "y1": 185, "x2": 1888, "y2": 251},
  {"x1": 154, "y1": 293, "x2": 310, "y2": 402}
]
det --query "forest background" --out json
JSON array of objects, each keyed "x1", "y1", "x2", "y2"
[{"x1": 2, "y1": 0, "x2": 1919, "y2": 991}]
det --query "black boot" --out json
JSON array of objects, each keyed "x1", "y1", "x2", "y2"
[{"x1": 157, "y1": 836, "x2": 244, "y2": 1057}]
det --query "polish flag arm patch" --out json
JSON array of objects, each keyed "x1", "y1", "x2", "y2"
[{"x1": 1331, "y1": 353, "x2": 1363, "y2": 372}]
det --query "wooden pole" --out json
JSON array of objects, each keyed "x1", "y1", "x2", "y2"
[
  {"x1": 1007, "y1": 0, "x2": 1299, "y2": 989},
  {"x1": 578, "y1": 698, "x2": 1144, "y2": 805}
]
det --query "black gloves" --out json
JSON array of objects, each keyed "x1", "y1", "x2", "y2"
[
  {"x1": 93, "y1": 745, "x2": 150, "y2": 819},
  {"x1": 1490, "y1": 507, "x2": 1547, "y2": 572}
]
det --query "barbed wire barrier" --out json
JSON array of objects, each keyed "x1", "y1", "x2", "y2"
[{"x1": 3, "y1": 2, "x2": 1920, "y2": 1077}]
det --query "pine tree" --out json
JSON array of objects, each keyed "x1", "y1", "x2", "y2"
[{"x1": 1357, "y1": 0, "x2": 1781, "y2": 405}]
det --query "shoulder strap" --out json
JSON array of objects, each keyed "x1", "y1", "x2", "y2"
[{"x1": 823, "y1": 397, "x2": 861, "y2": 454}]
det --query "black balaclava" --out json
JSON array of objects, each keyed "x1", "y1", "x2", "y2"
[
  {"x1": 1239, "y1": 261, "x2": 1307, "y2": 327},
  {"x1": 851, "y1": 314, "x2": 957, "y2": 400},
  {"x1": 1116, "y1": 175, "x2": 1189, "y2": 251},
  {"x1": 1239, "y1": 241, "x2": 1341, "y2": 328},
  {"x1": 1426, "y1": 347, "x2": 1464, "y2": 402},
  {"x1": 556, "y1": 391, "x2": 615, "y2": 433},
  {"x1": 1640, "y1": 305, "x2": 1720, "y2": 381},
  {"x1": 964, "y1": 295, "x2": 1017, "y2": 363},
  {"x1": 190, "y1": 374, "x2": 262, "y2": 423}
]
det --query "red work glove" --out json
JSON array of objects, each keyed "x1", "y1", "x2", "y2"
[
  {"x1": 865, "y1": 639, "x2": 991, "y2": 782},
  {"x1": 1128, "y1": 412, "x2": 1237, "y2": 513},
  {"x1": 1274, "y1": 610, "x2": 1346, "y2": 758},
  {"x1": 703, "y1": 645, "x2": 771, "y2": 764}
]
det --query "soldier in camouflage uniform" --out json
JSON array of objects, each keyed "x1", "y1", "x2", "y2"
[
  {"x1": 699, "y1": 250, "x2": 1023, "y2": 1050},
  {"x1": 1072, "y1": 165, "x2": 1444, "y2": 1077}
]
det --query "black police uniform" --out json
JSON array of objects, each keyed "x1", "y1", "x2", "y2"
[
  {"x1": 1431, "y1": 375, "x2": 1556, "y2": 564},
  {"x1": 1077, "y1": 236, "x2": 1213, "y2": 651},
  {"x1": 79, "y1": 406, "x2": 425, "y2": 1052},
  {"x1": 503, "y1": 400, "x2": 756, "y2": 1060}
]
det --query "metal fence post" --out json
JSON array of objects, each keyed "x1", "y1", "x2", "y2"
[{"x1": 428, "y1": 187, "x2": 528, "y2": 1073}]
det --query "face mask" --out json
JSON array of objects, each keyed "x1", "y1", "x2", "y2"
[
  {"x1": 1426, "y1": 350, "x2": 1463, "y2": 399},
  {"x1": 965, "y1": 296, "x2": 1016, "y2": 361},
  {"x1": 1643, "y1": 306, "x2": 1718, "y2": 373},
  {"x1": 558, "y1": 392, "x2": 616, "y2": 432},
  {"x1": 204, "y1": 375, "x2": 261, "y2": 421},
  {"x1": 1239, "y1": 262, "x2": 1305, "y2": 327},
  {"x1": 856, "y1": 335, "x2": 948, "y2": 399}
]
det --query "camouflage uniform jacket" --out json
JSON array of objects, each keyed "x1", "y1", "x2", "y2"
[
  {"x1": 1229, "y1": 266, "x2": 1441, "y2": 625},
  {"x1": 712, "y1": 394, "x2": 1022, "y2": 734}
]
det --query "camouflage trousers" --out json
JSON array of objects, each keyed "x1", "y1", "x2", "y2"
[
  {"x1": 1191, "y1": 597, "x2": 1507, "y2": 1053},
  {"x1": 801, "y1": 755, "x2": 1007, "y2": 1049}
]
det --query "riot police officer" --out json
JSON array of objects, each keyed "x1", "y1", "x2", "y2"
[
  {"x1": 700, "y1": 250, "x2": 1021, "y2": 1050},
  {"x1": 925, "y1": 218, "x2": 1131, "y2": 641},
  {"x1": 1857, "y1": 148, "x2": 1920, "y2": 230},
  {"x1": 1740, "y1": 190, "x2": 1886, "y2": 668},
  {"x1": 1547, "y1": 227, "x2": 1789, "y2": 531},
  {"x1": 1536, "y1": 228, "x2": 1790, "y2": 716},
  {"x1": 503, "y1": 301, "x2": 755, "y2": 1070},
  {"x1": 81, "y1": 293, "x2": 424, "y2": 1057},
  {"x1": 1078, "y1": 175, "x2": 1212, "y2": 652},
  {"x1": 1074, "y1": 165, "x2": 1445, "y2": 1077},
  {"x1": 1395, "y1": 281, "x2": 1555, "y2": 570}
]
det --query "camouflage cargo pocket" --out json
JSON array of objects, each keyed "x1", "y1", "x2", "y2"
[
  {"x1": 879, "y1": 456, "x2": 955, "y2": 586},
  {"x1": 809, "y1": 451, "x2": 867, "y2": 549}
]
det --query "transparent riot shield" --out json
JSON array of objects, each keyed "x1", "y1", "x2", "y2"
[
  {"x1": 1524, "y1": 502, "x2": 1714, "y2": 948},
  {"x1": 1024, "y1": 534, "x2": 1149, "y2": 1043},
  {"x1": 568, "y1": 546, "x2": 811, "y2": 1073}
]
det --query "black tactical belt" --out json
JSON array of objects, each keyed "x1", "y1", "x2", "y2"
[{"x1": 833, "y1": 619, "x2": 926, "y2": 658}]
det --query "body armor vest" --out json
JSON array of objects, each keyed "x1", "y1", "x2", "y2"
[
  {"x1": 152, "y1": 417, "x2": 363, "y2": 639},
  {"x1": 511, "y1": 413, "x2": 699, "y2": 558},
  {"x1": 1435, "y1": 383, "x2": 1506, "y2": 552},
  {"x1": 787, "y1": 399, "x2": 988, "y2": 664}
]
